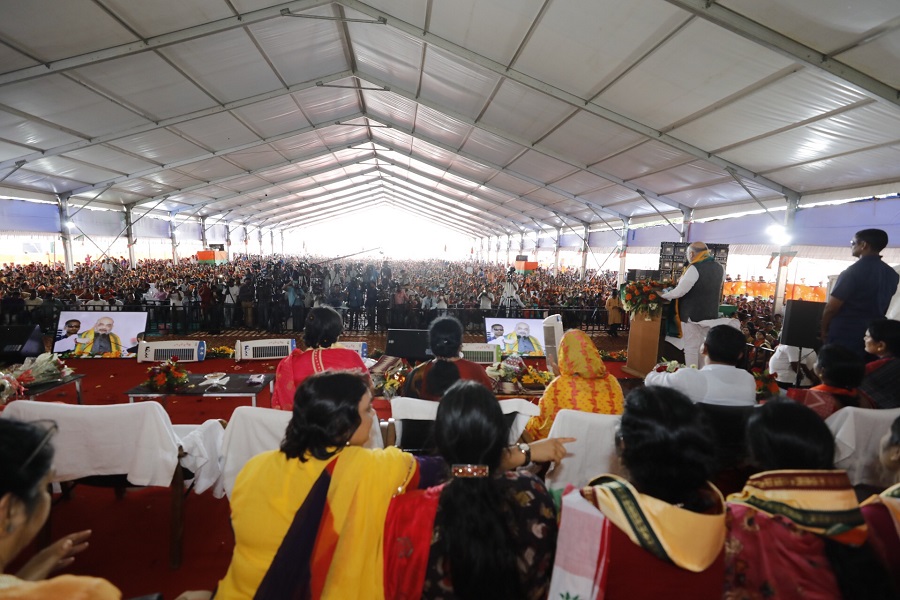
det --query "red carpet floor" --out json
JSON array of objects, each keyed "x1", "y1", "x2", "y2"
[
  {"x1": 12, "y1": 357, "x2": 283, "y2": 599},
  {"x1": 12, "y1": 334, "x2": 634, "y2": 598}
]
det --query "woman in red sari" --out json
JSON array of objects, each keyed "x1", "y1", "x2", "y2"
[
  {"x1": 787, "y1": 344, "x2": 874, "y2": 418},
  {"x1": 270, "y1": 306, "x2": 368, "y2": 411}
]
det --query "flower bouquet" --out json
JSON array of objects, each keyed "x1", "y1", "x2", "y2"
[
  {"x1": 486, "y1": 354, "x2": 528, "y2": 394},
  {"x1": 0, "y1": 372, "x2": 25, "y2": 404},
  {"x1": 519, "y1": 365, "x2": 553, "y2": 391},
  {"x1": 10, "y1": 353, "x2": 74, "y2": 387},
  {"x1": 378, "y1": 363, "x2": 409, "y2": 399},
  {"x1": 651, "y1": 359, "x2": 697, "y2": 373},
  {"x1": 207, "y1": 345, "x2": 235, "y2": 359},
  {"x1": 620, "y1": 278, "x2": 673, "y2": 319},
  {"x1": 599, "y1": 349, "x2": 627, "y2": 362},
  {"x1": 142, "y1": 356, "x2": 191, "y2": 392},
  {"x1": 751, "y1": 368, "x2": 780, "y2": 401}
]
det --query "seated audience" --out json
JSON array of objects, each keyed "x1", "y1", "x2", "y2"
[
  {"x1": 218, "y1": 371, "x2": 569, "y2": 598},
  {"x1": 725, "y1": 401, "x2": 894, "y2": 599},
  {"x1": 768, "y1": 341, "x2": 818, "y2": 389},
  {"x1": 644, "y1": 325, "x2": 756, "y2": 406},
  {"x1": 550, "y1": 386, "x2": 725, "y2": 600},
  {"x1": 0, "y1": 419, "x2": 120, "y2": 599},
  {"x1": 860, "y1": 318, "x2": 900, "y2": 409},
  {"x1": 402, "y1": 316, "x2": 494, "y2": 401},
  {"x1": 523, "y1": 329, "x2": 624, "y2": 441},
  {"x1": 860, "y1": 415, "x2": 900, "y2": 591},
  {"x1": 270, "y1": 306, "x2": 368, "y2": 410},
  {"x1": 787, "y1": 344, "x2": 875, "y2": 418},
  {"x1": 384, "y1": 381, "x2": 561, "y2": 599}
]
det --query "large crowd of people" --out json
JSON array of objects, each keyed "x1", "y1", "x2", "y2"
[{"x1": 0, "y1": 255, "x2": 622, "y2": 335}]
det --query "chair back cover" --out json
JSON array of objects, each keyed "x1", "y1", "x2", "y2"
[
  {"x1": 545, "y1": 409, "x2": 621, "y2": 492},
  {"x1": 826, "y1": 406, "x2": 900, "y2": 488}
]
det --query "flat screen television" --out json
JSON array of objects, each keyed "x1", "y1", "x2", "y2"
[
  {"x1": 483, "y1": 317, "x2": 547, "y2": 357},
  {"x1": 53, "y1": 311, "x2": 148, "y2": 357}
]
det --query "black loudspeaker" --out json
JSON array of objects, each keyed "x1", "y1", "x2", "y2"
[
  {"x1": 515, "y1": 254, "x2": 528, "y2": 261},
  {"x1": 780, "y1": 300, "x2": 825, "y2": 349},
  {"x1": 0, "y1": 325, "x2": 44, "y2": 362}
]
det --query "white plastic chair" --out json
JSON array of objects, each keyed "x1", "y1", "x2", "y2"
[
  {"x1": 218, "y1": 405, "x2": 383, "y2": 498},
  {"x1": 544, "y1": 409, "x2": 622, "y2": 493},
  {"x1": 1, "y1": 400, "x2": 216, "y2": 568},
  {"x1": 826, "y1": 406, "x2": 900, "y2": 488}
]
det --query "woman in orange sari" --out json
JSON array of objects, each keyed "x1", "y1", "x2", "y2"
[{"x1": 524, "y1": 329, "x2": 624, "y2": 441}]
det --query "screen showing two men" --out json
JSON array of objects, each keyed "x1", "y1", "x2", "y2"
[
  {"x1": 53, "y1": 311, "x2": 148, "y2": 357},
  {"x1": 484, "y1": 318, "x2": 546, "y2": 357}
]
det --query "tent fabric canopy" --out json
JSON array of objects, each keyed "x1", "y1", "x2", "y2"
[{"x1": 0, "y1": 0, "x2": 898, "y2": 240}]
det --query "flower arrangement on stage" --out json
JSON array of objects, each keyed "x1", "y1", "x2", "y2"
[
  {"x1": 652, "y1": 359, "x2": 697, "y2": 372},
  {"x1": 486, "y1": 354, "x2": 526, "y2": 383},
  {"x1": 379, "y1": 363, "x2": 409, "y2": 399},
  {"x1": 142, "y1": 356, "x2": 191, "y2": 392},
  {"x1": 599, "y1": 349, "x2": 627, "y2": 362},
  {"x1": 207, "y1": 345, "x2": 235, "y2": 359},
  {"x1": 486, "y1": 355, "x2": 552, "y2": 392},
  {"x1": 751, "y1": 368, "x2": 780, "y2": 401},
  {"x1": 620, "y1": 279, "x2": 672, "y2": 317},
  {"x1": 0, "y1": 373, "x2": 25, "y2": 404},
  {"x1": 0, "y1": 353, "x2": 74, "y2": 405},
  {"x1": 519, "y1": 365, "x2": 553, "y2": 390}
]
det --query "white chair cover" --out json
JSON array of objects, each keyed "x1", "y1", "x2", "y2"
[
  {"x1": 1, "y1": 400, "x2": 198, "y2": 487},
  {"x1": 826, "y1": 406, "x2": 900, "y2": 488},
  {"x1": 218, "y1": 405, "x2": 383, "y2": 498},
  {"x1": 545, "y1": 409, "x2": 622, "y2": 492},
  {"x1": 498, "y1": 398, "x2": 540, "y2": 443},
  {"x1": 389, "y1": 396, "x2": 439, "y2": 448}
]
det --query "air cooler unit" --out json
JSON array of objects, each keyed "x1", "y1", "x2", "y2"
[
  {"x1": 339, "y1": 341, "x2": 368, "y2": 359},
  {"x1": 137, "y1": 340, "x2": 206, "y2": 363},
  {"x1": 461, "y1": 343, "x2": 502, "y2": 364},
  {"x1": 235, "y1": 339, "x2": 296, "y2": 361}
]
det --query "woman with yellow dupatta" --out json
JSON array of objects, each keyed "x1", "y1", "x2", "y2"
[
  {"x1": 215, "y1": 371, "x2": 570, "y2": 600},
  {"x1": 725, "y1": 401, "x2": 894, "y2": 599},
  {"x1": 549, "y1": 386, "x2": 726, "y2": 600},
  {"x1": 523, "y1": 329, "x2": 624, "y2": 441}
]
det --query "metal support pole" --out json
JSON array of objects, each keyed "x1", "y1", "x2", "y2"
[
  {"x1": 200, "y1": 216, "x2": 208, "y2": 248},
  {"x1": 506, "y1": 235, "x2": 512, "y2": 267},
  {"x1": 243, "y1": 226, "x2": 249, "y2": 257},
  {"x1": 225, "y1": 224, "x2": 232, "y2": 260},
  {"x1": 124, "y1": 206, "x2": 136, "y2": 268},
  {"x1": 257, "y1": 229, "x2": 263, "y2": 255},
  {"x1": 280, "y1": 230, "x2": 285, "y2": 254},
  {"x1": 169, "y1": 212, "x2": 178, "y2": 263},
  {"x1": 580, "y1": 224, "x2": 590, "y2": 279},
  {"x1": 773, "y1": 199, "x2": 800, "y2": 316},
  {"x1": 618, "y1": 219, "x2": 631, "y2": 286},
  {"x1": 270, "y1": 230, "x2": 275, "y2": 255},
  {"x1": 57, "y1": 194, "x2": 74, "y2": 273},
  {"x1": 681, "y1": 208, "x2": 693, "y2": 243},
  {"x1": 553, "y1": 227, "x2": 562, "y2": 274}
]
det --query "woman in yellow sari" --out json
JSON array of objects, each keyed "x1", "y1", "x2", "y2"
[{"x1": 524, "y1": 329, "x2": 624, "y2": 441}]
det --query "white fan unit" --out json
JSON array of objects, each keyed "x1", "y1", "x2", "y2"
[
  {"x1": 235, "y1": 339, "x2": 296, "y2": 361},
  {"x1": 339, "y1": 341, "x2": 368, "y2": 359},
  {"x1": 543, "y1": 314, "x2": 564, "y2": 376},
  {"x1": 136, "y1": 340, "x2": 206, "y2": 363},
  {"x1": 461, "y1": 343, "x2": 502, "y2": 364}
]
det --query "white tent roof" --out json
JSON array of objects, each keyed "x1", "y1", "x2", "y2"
[{"x1": 0, "y1": 0, "x2": 898, "y2": 238}]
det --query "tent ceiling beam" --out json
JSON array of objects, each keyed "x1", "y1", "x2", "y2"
[
  {"x1": 67, "y1": 111, "x2": 365, "y2": 196},
  {"x1": 663, "y1": 0, "x2": 900, "y2": 110},
  {"x1": 126, "y1": 145, "x2": 373, "y2": 211},
  {"x1": 343, "y1": 0, "x2": 800, "y2": 202},
  {"x1": 245, "y1": 183, "x2": 384, "y2": 225},
  {"x1": 0, "y1": 70, "x2": 352, "y2": 172},
  {"x1": 0, "y1": 0, "x2": 333, "y2": 87},
  {"x1": 377, "y1": 191, "x2": 497, "y2": 237},
  {"x1": 357, "y1": 70, "x2": 633, "y2": 219},
  {"x1": 360, "y1": 109, "x2": 623, "y2": 224}
]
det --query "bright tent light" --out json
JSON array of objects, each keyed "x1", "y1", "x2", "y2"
[
  {"x1": 284, "y1": 205, "x2": 474, "y2": 259},
  {"x1": 766, "y1": 224, "x2": 791, "y2": 246}
]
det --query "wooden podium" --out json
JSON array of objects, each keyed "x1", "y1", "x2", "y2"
[{"x1": 622, "y1": 312, "x2": 662, "y2": 378}]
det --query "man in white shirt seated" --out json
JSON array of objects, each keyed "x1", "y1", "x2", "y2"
[
  {"x1": 768, "y1": 343, "x2": 818, "y2": 389},
  {"x1": 644, "y1": 324, "x2": 756, "y2": 406}
]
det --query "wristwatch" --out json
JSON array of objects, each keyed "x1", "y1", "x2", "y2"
[{"x1": 516, "y1": 442, "x2": 532, "y2": 467}]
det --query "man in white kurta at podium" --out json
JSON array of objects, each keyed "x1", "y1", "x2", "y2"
[
  {"x1": 645, "y1": 325, "x2": 756, "y2": 406},
  {"x1": 660, "y1": 242, "x2": 726, "y2": 368}
]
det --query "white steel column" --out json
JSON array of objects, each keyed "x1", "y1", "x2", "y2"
[
  {"x1": 124, "y1": 206, "x2": 136, "y2": 268},
  {"x1": 57, "y1": 194, "x2": 74, "y2": 273},
  {"x1": 773, "y1": 199, "x2": 800, "y2": 315}
]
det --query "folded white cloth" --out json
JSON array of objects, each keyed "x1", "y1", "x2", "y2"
[
  {"x1": 177, "y1": 419, "x2": 226, "y2": 494},
  {"x1": 217, "y1": 406, "x2": 292, "y2": 498},
  {"x1": 2, "y1": 401, "x2": 183, "y2": 487}
]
